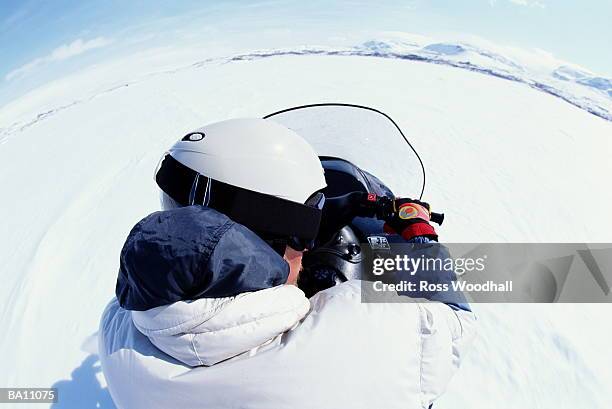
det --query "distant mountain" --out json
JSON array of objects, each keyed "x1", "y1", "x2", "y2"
[{"x1": 355, "y1": 36, "x2": 612, "y2": 121}]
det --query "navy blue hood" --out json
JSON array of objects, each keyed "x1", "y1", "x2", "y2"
[{"x1": 116, "y1": 206, "x2": 289, "y2": 311}]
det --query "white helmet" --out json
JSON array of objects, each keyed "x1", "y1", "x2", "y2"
[{"x1": 155, "y1": 118, "x2": 327, "y2": 248}]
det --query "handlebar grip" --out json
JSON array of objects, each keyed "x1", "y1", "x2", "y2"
[{"x1": 430, "y1": 212, "x2": 444, "y2": 225}]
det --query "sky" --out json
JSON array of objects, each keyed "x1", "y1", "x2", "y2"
[{"x1": 1, "y1": 0, "x2": 611, "y2": 107}]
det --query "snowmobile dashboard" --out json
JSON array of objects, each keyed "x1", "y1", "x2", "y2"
[{"x1": 319, "y1": 156, "x2": 394, "y2": 199}]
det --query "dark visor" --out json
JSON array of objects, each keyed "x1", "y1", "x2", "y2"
[{"x1": 155, "y1": 154, "x2": 323, "y2": 242}]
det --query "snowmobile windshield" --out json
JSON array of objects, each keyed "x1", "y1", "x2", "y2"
[{"x1": 264, "y1": 104, "x2": 425, "y2": 199}]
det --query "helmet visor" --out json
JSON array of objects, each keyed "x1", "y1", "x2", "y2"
[
  {"x1": 287, "y1": 192, "x2": 326, "y2": 251},
  {"x1": 155, "y1": 153, "x2": 324, "y2": 243}
]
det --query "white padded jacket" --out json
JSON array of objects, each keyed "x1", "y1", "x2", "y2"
[{"x1": 99, "y1": 280, "x2": 476, "y2": 409}]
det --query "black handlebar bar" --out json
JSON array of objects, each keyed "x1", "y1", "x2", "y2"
[
  {"x1": 430, "y1": 212, "x2": 444, "y2": 225},
  {"x1": 318, "y1": 192, "x2": 444, "y2": 244}
]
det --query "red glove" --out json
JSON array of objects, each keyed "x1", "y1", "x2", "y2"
[{"x1": 383, "y1": 199, "x2": 438, "y2": 241}]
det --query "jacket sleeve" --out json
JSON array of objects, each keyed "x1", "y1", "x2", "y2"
[
  {"x1": 400, "y1": 237, "x2": 476, "y2": 407},
  {"x1": 417, "y1": 301, "x2": 477, "y2": 408},
  {"x1": 396, "y1": 237, "x2": 472, "y2": 312}
]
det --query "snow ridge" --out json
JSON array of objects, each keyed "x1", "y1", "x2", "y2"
[{"x1": 1, "y1": 40, "x2": 611, "y2": 142}]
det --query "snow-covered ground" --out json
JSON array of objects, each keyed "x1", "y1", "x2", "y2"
[{"x1": 1, "y1": 35, "x2": 611, "y2": 408}]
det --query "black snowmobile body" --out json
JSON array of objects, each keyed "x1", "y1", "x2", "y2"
[{"x1": 298, "y1": 156, "x2": 404, "y2": 298}]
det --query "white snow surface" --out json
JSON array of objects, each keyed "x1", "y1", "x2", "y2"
[{"x1": 1, "y1": 35, "x2": 612, "y2": 408}]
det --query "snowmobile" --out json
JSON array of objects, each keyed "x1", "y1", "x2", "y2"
[{"x1": 264, "y1": 103, "x2": 444, "y2": 297}]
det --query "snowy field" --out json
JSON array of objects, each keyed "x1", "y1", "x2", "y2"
[{"x1": 1, "y1": 36, "x2": 612, "y2": 408}]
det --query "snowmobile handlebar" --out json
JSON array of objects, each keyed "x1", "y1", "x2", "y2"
[
  {"x1": 318, "y1": 192, "x2": 444, "y2": 244},
  {"x1": 430, "y1": 212, "x2": 445, "y2": 225},
  {"x1": 366, "y1": 194, "x2": 444, "y2": 226}
]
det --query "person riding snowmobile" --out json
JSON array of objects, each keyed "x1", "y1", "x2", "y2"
[{"x1": 99, "y1": 117, "x2": 476, "y2": 409}]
